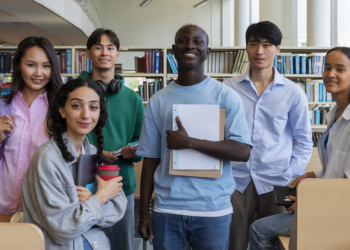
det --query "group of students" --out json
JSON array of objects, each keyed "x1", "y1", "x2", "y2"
[{"x1": 0, "y1": 19, "x2": 349, "y2": 250}]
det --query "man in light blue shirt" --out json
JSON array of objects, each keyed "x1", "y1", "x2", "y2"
[
  {"x1": 224, "y1": 21, "x2": 313, "y2": 250},
  {"x1": 137, "y1": 24, "x2": 252, "y2": 250}
]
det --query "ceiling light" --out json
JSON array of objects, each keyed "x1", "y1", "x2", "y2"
[
  {"x1": 193, "y1": 0, "x2": 212, "y2": 8},
  {"x1": 139, "y1": 0, "x2": 153, "y2": 7}
]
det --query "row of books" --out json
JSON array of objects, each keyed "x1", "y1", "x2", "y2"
[
  {"x1": 310, "y1": 107, "x2": 332, "y2": 125},
  {"x1": 0, "y1": 53, "x2": 14, "y2": 74},
  {"x1": 75, "y1": 51, "x2": 93, "y2": 74},
  {"x1": 203, "y1": 51, "x2": 249, "y2": 74},
  {"x1": 167, "y1": 50, "x2": 251, "y2": 75},
  {"x1": 274, "y1": 53, "x2": 326, "y2": 75},
  {"x1": 295, "y1": 80, "x2": 333, "y2": 102},
  {"x1": 134, "y1": 50, "x2": 164, "y2": 74},
  {"x1": 167, "y1": 53, "x2": 178, "y2": 74},
  {"x1": 56, "y1": 50, "x2": 72, "y2": 74},
  {"x1": 0, "y1": 83, "x2": 11, "y2": 96},
  {"x1": 0, "y1": 50, "x2": 73, "y2": 75},
  {"x1": 137, "y1": 78, "x2": 164, "y2": 101}
]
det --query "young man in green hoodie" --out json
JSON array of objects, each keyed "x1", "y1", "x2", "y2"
[{"x1": 79, "y1": 28, "x2": 144, "y2": 250}]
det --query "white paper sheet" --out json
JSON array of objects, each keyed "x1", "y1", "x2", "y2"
[{"x1": 172, "y1": 104, "x2": 220, "y2": 170}]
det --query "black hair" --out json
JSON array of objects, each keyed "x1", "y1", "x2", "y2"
[
  {"x1": 5, "y1": 36, "x2": 63, "y2": 130},
  {"x1": 175, "y1": 24, "x2": 209, "y2": 46},
  {"x1": 325, "y1": 47, "x2": 350, "y2": 101},
  {"x1": 50, "y1": 78, "x2": 108, "y2": 164},
  {"x1": 245, "y1": 21, "x2": 282, "y2": 46},
  {"x1": 87, "y1": 28, "x2": 120, "y2": 50}
]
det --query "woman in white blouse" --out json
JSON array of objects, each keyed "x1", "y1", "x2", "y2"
[{"x1": 247, "y1": 46, "x2": 350, "y2": 250}]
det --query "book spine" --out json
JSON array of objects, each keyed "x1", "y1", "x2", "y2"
[
  {"x1": 172, "y1": 54, "x2": 178, "y2": 68},
  {"x1": 309, "y1": 110, "x2": 313, "y2": 124},
  {"x1": 159, "y1": 51, "x2": 163, "y2": 74},
  {"x1": 145, "y1": 51, "x2": 150, "y2": 73},
  {"x1": 290, "y1": 55, "x2": 294, "y2": 74},
  {"x1": 327, "y1": 91, "x2": 333, "y2": 102},
  {"x1": 283, "y1": 56, "x2": 286, "y2": 74},
  {"x1": 61, "y1": 51, "x2": 66, "y2": 74},
  {"x1": 277, "y1": 55, "x2": 282, "y2": 73},
  {"x1": 0, "y1": 54, "x2": 4, "y2": 74},
  {"x1": 79, "y1": 51, "x2": 82, "y2": 74},
  {"x1": 151, "y1": 50, "x2": 155, "y2": 74},
  {"x1": 314, "y1": 82, "x2": 319, "y2": 102},
  {"x1": 319, "y1": 83, "x2": 323, "y2": 102},
  {"x1": 155, "y1": 51, "x2": 160, "y2": 74},
  {"x1": 295, "y1": 55, "x2": 300, "y2": 74},
  {"x1": 66, "y1": 49, "x2": 72, "y2": 74},
  {"x1": 321, "y1": 56, "x2": 326, "y2": 74},
  {"x1": 301, "y1": 55, "x2": 306, "y2": 74},
  {"x1": 306, "y1": 83, "x2": 311, "y2": 102},
  {"x1": 167, "y1": 54, "x2": 177, "y2": 74},
  {"x1": 315, "y1": 110, "x2": 321, "y2": 125}
]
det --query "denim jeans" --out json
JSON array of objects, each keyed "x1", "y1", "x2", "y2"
[
  {"x1": 106, "y1": 193, "x2": 134, "y2": 250},
  {"x1": 248, "y1": 212, "x2": 294, "y2": 250},
  {"x1": 152, "y1": 212, "x2": 232, "y2": 250}
]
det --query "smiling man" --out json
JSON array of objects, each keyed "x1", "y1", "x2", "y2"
[
  {"x1": 223, "y1": 21, "x2": 313, "y2": 250},
  {"x1": 79, "y1": 28, "x2": 144, "y2": 250},
  {"x1": 136, "y1": 24, "x2": 252, "y2": 250}
]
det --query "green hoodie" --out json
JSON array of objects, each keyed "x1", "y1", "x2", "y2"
[{"x1": 79, "y1": 71, "x2": 144, "y2": 196}]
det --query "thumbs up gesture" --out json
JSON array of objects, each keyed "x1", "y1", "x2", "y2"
[{"x1": 166, "y1": 116, "x2": 190, "y2": 149}]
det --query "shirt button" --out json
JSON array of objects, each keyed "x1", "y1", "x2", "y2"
[
  {"x1": 95, "y1": 212, "x2": 100, "y2": 219},
  {"x1": 92, "y1": 241, "x2": 98, "y2": 248},
  {"x1": 20, "y1": 158, "x2": 23, "y2": 161}
]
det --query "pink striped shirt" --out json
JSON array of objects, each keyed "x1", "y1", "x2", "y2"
[{"x1": 0, "y1": 91, "x2": 50, "y2": 214}]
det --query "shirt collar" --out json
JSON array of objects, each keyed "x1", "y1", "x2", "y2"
[
  {"x1": 60, "y1": 132, "x2": 92, "y2": 164},
  {"x1": 14, "y1": 91, "x2": 49, "y2": 106},
  {"x1": 238, "y1": 67, "x2": 286, "y2": 86},
  {"x1": 326, "y1": 103, "x2": 350, "y2": 124}
]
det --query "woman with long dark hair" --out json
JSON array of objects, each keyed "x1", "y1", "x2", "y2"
[
  {"x1": 22, "y1": 78, "x2": 127, "y2": 250},
  {"x1": 0, "y1": 36, "x2": 63, "y2": 214},
  {"x1": 248, "y1": 47, "x2": 350, "y2": 249}
]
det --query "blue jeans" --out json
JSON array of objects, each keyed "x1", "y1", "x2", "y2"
[
  {"x1": 248, "y1": 212, "x2": 294, "y2": 250},
  {"x1": 152, "y1": 212, "x2": 231, "y2": 250},
  {"x1": 106, "y1": 193, "x2": 134, "y2": 250}
]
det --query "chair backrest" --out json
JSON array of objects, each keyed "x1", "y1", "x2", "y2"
[
  {"x1": 0, "y1": 223, "x2": 44, "y2": 250},
  {"x1": 296, "y1": 179, "x2": 350, "y2": 249},
  {"x1": 304, "y1": 147, "x2": 322, "y2": 172}
]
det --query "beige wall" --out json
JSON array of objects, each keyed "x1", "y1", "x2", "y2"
[{"x1": 97, "y1": 0, "x2": 217, "y2": 48}]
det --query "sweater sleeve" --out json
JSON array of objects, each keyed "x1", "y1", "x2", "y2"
[
  {"x1": 22, "y1": 153, "x2": 126, "y2": 245},
  {"x1": 125, "y1": 96, "x2": 144, "y2": 163}
]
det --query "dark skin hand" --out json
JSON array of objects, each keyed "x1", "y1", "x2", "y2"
[
  {"x1": 166, "y1": 116, "x2": 250, "y2": 162},
  {"x1": 286, "y1": 171, "x2": 316, "y2": 212},
  {"x1": 138, "y1": 157, "x2": 160, "y2": 241}
]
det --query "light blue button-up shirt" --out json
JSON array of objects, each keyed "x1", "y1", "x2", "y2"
[{"x1": 224, "y1": 67, "x2": 313, "y2": 195}]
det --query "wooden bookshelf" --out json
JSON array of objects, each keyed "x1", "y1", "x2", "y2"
[{"x1": 0, "y1": 45, "x2": 334, "y2": 132}]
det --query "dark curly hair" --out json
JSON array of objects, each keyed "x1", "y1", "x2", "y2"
[{"x1": 50, "y1": 78, "x2": 108, "y2": 164}]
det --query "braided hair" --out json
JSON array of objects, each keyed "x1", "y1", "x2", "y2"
[{"x1": 50, "y1": 78, "x2": 108, "y2": 164}]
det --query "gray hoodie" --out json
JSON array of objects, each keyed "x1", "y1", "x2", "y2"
[{"x1": 22, "y1": 132, "x2": 127, "y2": 250}]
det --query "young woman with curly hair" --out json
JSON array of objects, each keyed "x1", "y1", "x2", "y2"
[
  {"x1": 0, "y1": 36, "x2": 63, "y2": 215},
  {"x1": 21, "y1": 78, "x2": 127, "y2": 250}
]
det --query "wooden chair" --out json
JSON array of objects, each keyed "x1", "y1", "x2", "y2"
[
  {"x1": 291, "y1": 178, "x2": 350, "y2": 250},
  {"x1": 0, "y1": 223, "x2": 44, "y2": 250},
  {"x1": 278, "y1": 147, "x2": 322, "y2": 250}
]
